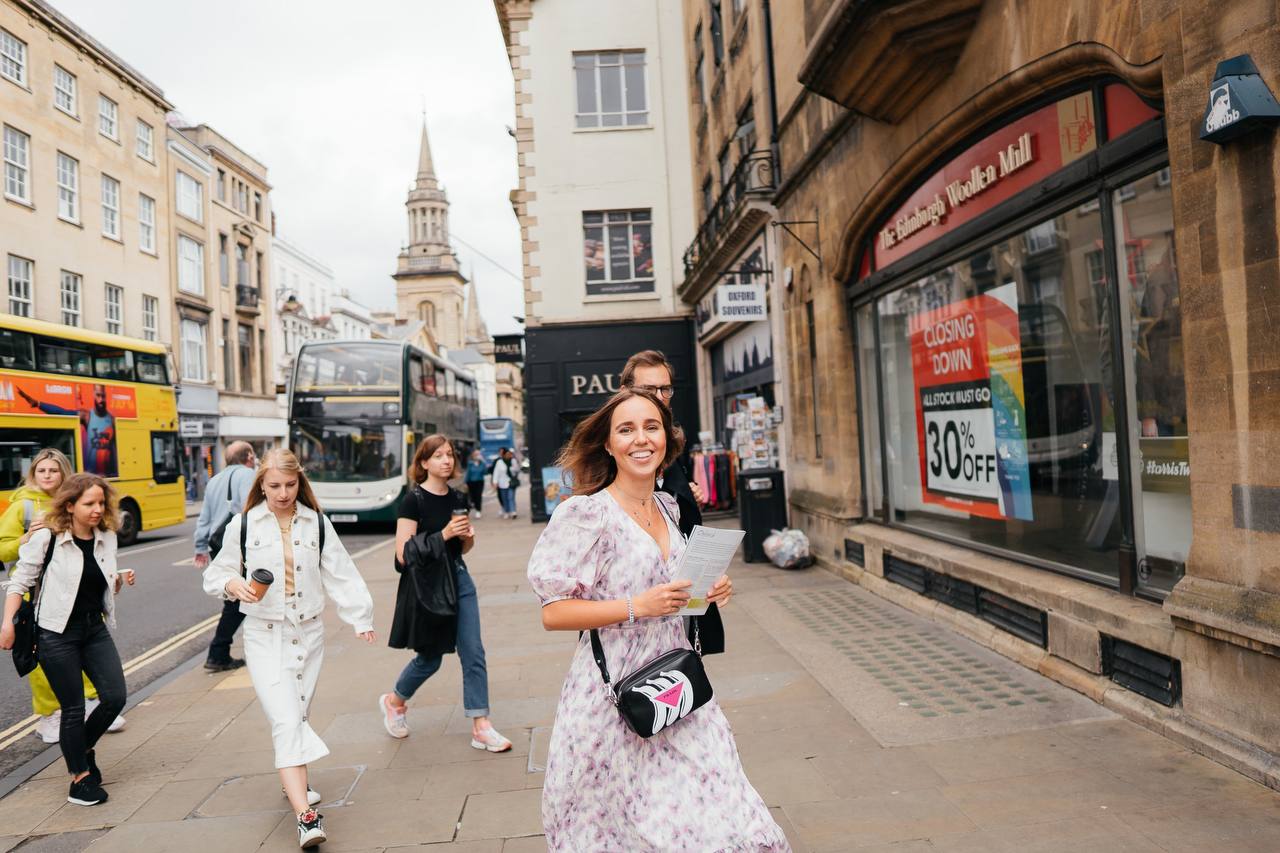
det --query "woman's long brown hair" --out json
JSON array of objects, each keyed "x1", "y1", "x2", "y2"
[
  {"x1": 43, "y1": 473, "x2": 118, "y2": 533},
  {"x1": 556, "y1": 388, "x2": 683, "y2": 496},
  {"x1": 243, "y1": 448, "x2": 322, "y2": 514}
]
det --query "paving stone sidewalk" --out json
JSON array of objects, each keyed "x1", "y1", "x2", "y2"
[{"x1": 1, "y1": 496, "x2": 1279, "y2": 852}]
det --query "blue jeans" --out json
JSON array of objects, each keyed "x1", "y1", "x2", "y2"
[
  {"x1": 498, "y1": 487, "x2": 516, "y2": 515},
  {"x1": 393, "y1": 562, "x2": 489, "y2": 717}
]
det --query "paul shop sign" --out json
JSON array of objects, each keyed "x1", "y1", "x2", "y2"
[{"x1": 875, "y1": 93, "x2": 1099, "y2": 269}]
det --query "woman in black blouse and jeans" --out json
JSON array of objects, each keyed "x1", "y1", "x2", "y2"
[
  {"x1": 378, "y1": 435, "x2": 511, "y2": 752},
  {"x1": 1, "y1": 474, "x2": 132, "y2": 807}
]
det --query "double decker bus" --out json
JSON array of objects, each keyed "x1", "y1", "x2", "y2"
[
  {"x1": 479, "y1": 417, "x2": 516, "y2": 467},
  {"x1": 0, "y1": 315, "x2": 184, "y2": 545},
  {"x1": 288, "y1": 339, "x2": 479, "y2": 523}
]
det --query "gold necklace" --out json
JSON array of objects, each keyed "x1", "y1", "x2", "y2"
[{"x1": 614, "y1": 487, "x2": 654, "y2": 529}]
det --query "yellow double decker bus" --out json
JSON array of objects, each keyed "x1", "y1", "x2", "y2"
[{"x1": 0, "y1": 315, "x2": 185, "y2": 545}]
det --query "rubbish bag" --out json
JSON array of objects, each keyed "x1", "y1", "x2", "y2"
[{"x1": 762, "y1": 528, "x2": 811, "y2": 570}]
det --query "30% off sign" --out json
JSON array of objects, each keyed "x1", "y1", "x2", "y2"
[{"x1": 923, "y1": 408, "x2": 999, "y2": 500}]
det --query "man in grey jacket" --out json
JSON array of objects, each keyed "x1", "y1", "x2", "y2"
[{"x1": 193, "y1": 441, "x2": 257, "y2": 671}]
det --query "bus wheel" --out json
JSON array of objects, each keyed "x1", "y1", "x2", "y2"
[{"x1": 118, "y1": 500, "x2": 141, "y2": 546}]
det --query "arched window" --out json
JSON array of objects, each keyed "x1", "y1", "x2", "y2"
[{"x1": 419, "y1": 300, "x2": 436, "y2": 328}]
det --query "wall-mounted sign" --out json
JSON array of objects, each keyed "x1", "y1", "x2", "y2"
[
  {"x1": 180, "y1": 420, "x2": 204, "y2": 438},
  {"x1": 1200, "y1": 55, "x2": 1280, "y2": 144},
  {"x1": 493, "y1": 334, "x2": 524, "y2": 363},
  {"x1": 697, "y1": 242, "x2": 768, "y2": 337}
]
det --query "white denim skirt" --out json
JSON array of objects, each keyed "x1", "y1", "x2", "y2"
[{"x1": 243, "y1": 608, "x2": 329, "y2": 769}]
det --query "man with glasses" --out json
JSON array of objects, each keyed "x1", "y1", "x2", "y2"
[
  {"x1": 620, "y1": 350, "x2": 723, "y2": 654},
  {"x1": 193, "y1": 441, "x2": 258, "y2": 671}
]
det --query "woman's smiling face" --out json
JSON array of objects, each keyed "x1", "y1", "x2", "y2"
[{"x1": 605, "y1": 396, "x2": 666, "y2": 481}]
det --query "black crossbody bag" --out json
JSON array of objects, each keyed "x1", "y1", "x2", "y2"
[
  {"x1": 12, "y1": 534, "x2": 59, "y2": 677},
  {"x1": 588, "y1": 498, "x2": 714, "y2": 738}
]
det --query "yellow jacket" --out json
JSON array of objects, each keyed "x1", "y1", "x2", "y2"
[{"x1": 0, "y1": 485, "x2": 52, "y2": 565}]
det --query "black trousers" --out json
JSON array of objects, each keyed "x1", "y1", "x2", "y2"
[
  {"x1": 38, "y1": 613, "x2": 126, "y2": 776},
  {"x1": 207, "y1": 599, "x2": 244, "y2": 664},
  {"x1": 466, "y1": 480, "x2": 485, "y2": 511}
]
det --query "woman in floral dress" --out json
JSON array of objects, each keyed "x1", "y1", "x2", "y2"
[{"x1": 527, "y1": 388, "x2": 790, "y2": 852}]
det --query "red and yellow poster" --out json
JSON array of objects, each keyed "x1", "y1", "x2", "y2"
[{"x1": 908, "y1": 283, "x2": 1033, "y2": 521}]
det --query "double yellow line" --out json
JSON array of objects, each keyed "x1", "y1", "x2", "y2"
[{"x1": 0, "y1": 613, "x2": 220, "y2": 753}]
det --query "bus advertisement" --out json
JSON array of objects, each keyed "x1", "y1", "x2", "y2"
[
  {"x1": 0, "y1": 316, "x2": 185, "y2": 545},
  {"x1": 288, "y1": 340, "x2": 479, "y2": 523}
]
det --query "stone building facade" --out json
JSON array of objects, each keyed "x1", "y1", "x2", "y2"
[{"x1": 680, "y1": 0, "x2": 1280, "y2": 787}]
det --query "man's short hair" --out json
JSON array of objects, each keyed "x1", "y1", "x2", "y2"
[
  {"x1": 225, "y1": 441, "x2": 255, "y2": 466},
  {"x1": 620, "y1": 350, "x2": 675, "y2": 387}
]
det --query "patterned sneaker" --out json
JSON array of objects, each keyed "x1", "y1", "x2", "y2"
[
  {"x1": 470, "y1": 726, "x2": 512, "y2": 753},
  {"x1": 379, "y1": 693, "x2": 409, "y2": 739},
  {"x1": 297, "y1": 809, "x2": 326, "y2": 848}
]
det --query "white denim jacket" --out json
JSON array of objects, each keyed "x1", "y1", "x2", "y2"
[
  {"x1": 6, "y1": 527, "x2": 119, "y2": 633},
  {"x1": 202, "y1": 502, "x2": 375, "y2": 634}
]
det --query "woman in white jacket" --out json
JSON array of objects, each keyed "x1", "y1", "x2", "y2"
[{"x1": 202, "y1": 448, "x2": 375, "y2": 850}]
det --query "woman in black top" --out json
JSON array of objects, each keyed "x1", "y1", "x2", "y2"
[
  {"x1": 1, "y1": 474, "x2": 133, "y2": 807},
  {"x1": 378, "y1": 435, "x2": 512, "y2": 752}
]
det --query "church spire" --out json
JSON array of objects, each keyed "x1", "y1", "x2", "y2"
[
  {"x1": 415, "y1": 120, "x2": 437, "y2": 189},
  {"x1": 464, "y1": 277, "x2": 490, "y2": 345}
]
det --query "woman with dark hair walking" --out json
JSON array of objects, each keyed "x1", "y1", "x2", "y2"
[
  {"x1": 203, "y1": 448, "x2": 375, "y2": 849},
  {"x1": 379, "y1": 434, "x2": 512, "y2": 753},
  {"x1": 1, "y1": 473, "x2": 133, "y2": 807},
  {"x1": 526, "y1": 388, "x2": 787, "y2": 851}
]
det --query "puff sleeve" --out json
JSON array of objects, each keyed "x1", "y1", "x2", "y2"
[{"x1": 526, "y1": 494, "x2": 608, "y2": 605}]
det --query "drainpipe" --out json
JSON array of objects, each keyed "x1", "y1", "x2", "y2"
[{"x1": 761, "y1": 0, "x2": 781, "y2": 186}]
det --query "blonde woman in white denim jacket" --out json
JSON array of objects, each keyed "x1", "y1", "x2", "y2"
[{"x1": 202, "y1": 449, "x2": 374, "y2": 849}]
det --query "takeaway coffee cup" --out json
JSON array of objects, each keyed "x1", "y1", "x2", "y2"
[{"x1": 249, "y1": 569, "x2": 274, "y2": 600}]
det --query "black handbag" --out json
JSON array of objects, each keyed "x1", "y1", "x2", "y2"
[
  {"x1": 11, "y1": 534, "x2": 59, "y2": 677},
  {"x1": 589, "y1": 624, "x2": 713, "y2": 738}
]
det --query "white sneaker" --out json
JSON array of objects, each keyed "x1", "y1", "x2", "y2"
[
  {"x1": 473, "y1": 511, "x2": 482, "y2": 519},
  {"x1": 86, "y1": 699, "x2": 126, "y2": 732},
  {"x1": 379, "y1": 693, "x2": 409, "y2": 739},
  {"x1": 470, "y1": 726, "x2": 512, "y2": 753},
  {"x1": 283, "y1": 786, "x2": 322, "y2": 806},
  {"x1": 36, "y1": 711, "x2": 60, "y2": 744}
]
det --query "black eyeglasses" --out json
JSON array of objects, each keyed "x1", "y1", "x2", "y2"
[{"x1": 633, "y1": 384, "x2": 675, "y2": 400}]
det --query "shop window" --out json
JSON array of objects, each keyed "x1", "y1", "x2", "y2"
[{"x1": 856, "y1": 304, "x2": 884, "y2": 519}]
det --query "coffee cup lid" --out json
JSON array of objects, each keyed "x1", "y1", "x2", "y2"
[{"x1": 251, "y1": 568, "x2": 274, "y2": 584}]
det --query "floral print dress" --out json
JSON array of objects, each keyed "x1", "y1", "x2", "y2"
[{"x1": 527, "y1": 489, "x2": 790, "y2": 852}]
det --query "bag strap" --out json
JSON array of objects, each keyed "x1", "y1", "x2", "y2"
[
  {"x1": 22, "y1": 500, "x2": 33, "y2": 532},
  {"x1": 655, "y1": 497, "x2": 702, "y2": 655},
  {"x1": 225, "y1": 470, "x2": 236, "y2": 505},
  {"x1": 588, "y1": 629, "x2": 614, "y2": 696},
  {"x1": 238, "y1": 510, "x2": 248, "y2": 578},
  {"x1": 318, "y1": 511, "x2": 326, "y2": 557},
  {"x1": 32, "y1": 531, "x2": 57, "y2": 624}
]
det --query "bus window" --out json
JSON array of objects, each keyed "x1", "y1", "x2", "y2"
[
  {"x1": 435, "y1": 370, "x2": 446, "y2": 399},
  {"x1": 295, "y1": 343, "x2": 401, "y2": 391},
  {"x1": 150, "y1": 431, "x2": 181, "y2": 484},
  {"x1": 135, "y1": 352, "x2": 169, "y2": 385},
  {"x1": 446, "y1": 372, "x2": 456, "y2": 402},
  {"x1": 409, "y1": 356, "x2": 426, "y2": 394},
  {"x1": 93, "y1": 348, "x2": 135, "y2": 382},
  {"x1": 37, "y1": 342, "x2": 92, "y2": 377},
  {"x1": 0, "y1": 329, "x2": 35, "y2": 370},
  {"x1": 0, "y1": 428, "x2": 77, "y2": 490}
]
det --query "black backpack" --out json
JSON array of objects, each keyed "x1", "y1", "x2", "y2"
[
  {"x1": 206, "y1": 472, "x2": 239, "y2": 558},
  {"x1": 235, "y1": 508, "x2": 326, "y2": 578}
]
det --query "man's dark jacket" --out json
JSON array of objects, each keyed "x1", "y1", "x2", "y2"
[
  {"x1": 388, "y1": 530, "x2": 459, "y2": 657},
  {"x1": 659, "y1": 457, "x2": 725, "y2": 655}
]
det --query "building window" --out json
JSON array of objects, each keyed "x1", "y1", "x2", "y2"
[
  {"x1": 104, "y1": 284, "x2": 123, "y2": 335},
  {"x1": 573, "y1": 51, "x2": 647, "y2": 128},
  {"x1": 1023, "y1": 221, "x2": 1058, "y2": 254},
  {"x1": 142, "y1": 294, "x2": 158, "y2": 341},
  {"x1": 693, "y1": 24, "x2": 705, "y2": 105},
  {"x1": 98, "y1": 95, "x2": 118, "y2": 141},
  {"x1": 219, "y1": 234, "x2": 229, "y2": 287},
  {"x1": 701, "y1": 177, "x2": 713, "y2": 218},
  {"x1": 718, "y1": 143, "x2": 732, "y2": 187},
  {"x1": 236, "y1": 181, "x2": 248, "y2": 214},
  {"x1": 56, "y1": 152, "x2": 79, "y2": 222},
  {"x1": 53, "y1": 65, "x2": 77, "y2": 115},
  {"x1": 420, "y1": 300, "x2": 436, "y2": 327},
  {"x1": 181, "y1": 318, "x2": 207, "y2": 382},
  {"x1": 253, "y1": 191, "x2": 262, "y2": 222},
  {"x1": 60, "y1": 271, "x2": 81, "y2": 326},
  {"x1": 100, "y1": 174, "x2": 120, "y2": 240},
  {"x1": 138, "y1": 193, "x2": 156, "y2": 253},
  {"x1": 259, "y1": 328, "x2": 268, "y2": 394},
  {"x1": 238, "y1": 323, "x2": 253, "y2": 393},
  {"x1": 221, "y1": 318, "x2": 232, "y2": 387},
  {"x1": 236, "y1": 244, "x2": 248, "y2": 287},
  {"x1": 256, "y1": 250, "x2": 264, "y2": 293},
  {"x1": 7, "y1": 255, "x2": 32, "y2": 317},
  {"x1": 0, "y1": 27, "x2": 26, "y2": 87},
  {"x1": 176, "y1": 170, "x2": 202, "y2": 222},
  {"x1": 709, "y1": 1, "x2": 724, "y2": 66},
  {"x1": 582, "y1": 209, "x2": 654, "y2": 295},
  {"x1": 177, "y1": 235, "x2": 205, "y2": 296},
  {"x1": 734, "y1": 101, "x2": 756, "y2": 158},
  {"x1": 807, "y1": 299, "x2": 821, "y2": 458},
  {"x1": 3, "y1": 125, "x2": 29, "y2": 204},
  {"x1": 136, "y1": 120, "x2": 154, "y2": 161},
  {"x1": 216, "y1": 168, "x2": 226, "y2": 201}
]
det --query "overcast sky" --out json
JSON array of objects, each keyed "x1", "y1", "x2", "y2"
[{"x1": 53, "y1": 0, "x2": 524, "y2": 335}]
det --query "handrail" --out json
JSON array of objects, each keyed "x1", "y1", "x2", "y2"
[{"x1": 683, "y1": 148, "x2": 775, "y2": 275}]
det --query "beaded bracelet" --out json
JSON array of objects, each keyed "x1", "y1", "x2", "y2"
[{"x1": 626, "y1": 596, "x2": 635, "y2": 625}]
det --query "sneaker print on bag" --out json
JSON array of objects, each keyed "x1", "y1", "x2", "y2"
[{"x1": 632, "y1": 669, "x2": 695, "y2": 735}]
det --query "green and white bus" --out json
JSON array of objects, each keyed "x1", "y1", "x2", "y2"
[{"x1": 288, "y1": 340, "x2": 479, "y2": 522}]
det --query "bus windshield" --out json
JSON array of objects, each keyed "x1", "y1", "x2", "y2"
[
  {"x1": 295, "y1": 343, "x2": 401, "y2": 392},
  {"x1": 291, "y1": 420, "x2": 403, "y2": 482}
]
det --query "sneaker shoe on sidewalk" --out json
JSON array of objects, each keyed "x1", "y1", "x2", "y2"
[
  {"x1": 85, "y1": 699, "x2": 126, "y2": 733},
  {"x1": 204, "y1": 658, "x2": 246, "y2": 672},
  {"x1": 471, "y1": 726, "x2": 512, "y2": 753},
  {"x1": 36, "y1": 711, "x2": 60, "y2": 744},
  {"x1": 67, "y1": 776, "x2": 108, "y2": 806},
  {"x1": 297, "y1": 809, "x2": 326, "y2": 848},
  {"x1": 282, "y1": 786, "x2": 322, "y2": 806},
  {"x1": 379, "y1": 693, "x2": 409, "y2": 739}
]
